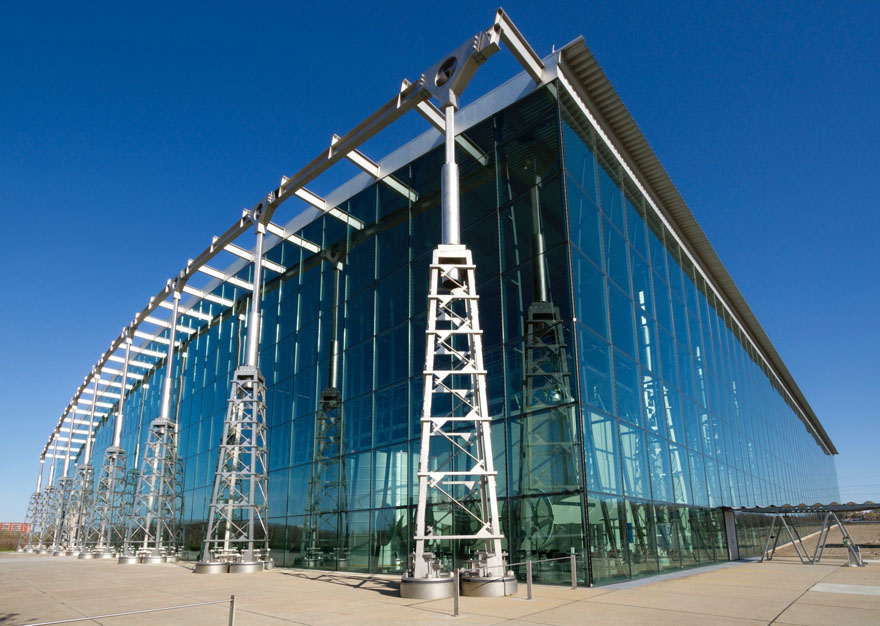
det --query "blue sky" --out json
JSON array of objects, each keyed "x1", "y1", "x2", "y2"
[{"x1": 1, "y1": 1, "x2": 877, "y2": 520}]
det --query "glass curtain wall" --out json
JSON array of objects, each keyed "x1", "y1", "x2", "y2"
[
  {"x1": 561, "y1": 91, "x2": 837, "y2": 583},
  {"x1": 77, "y1": 78, "x2": 837, "y2": 587}
]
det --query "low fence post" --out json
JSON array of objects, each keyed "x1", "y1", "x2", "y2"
[
  {"x1": 228, "y1": 594, "x2": 236, "y2": 626},
  {"x1": 570, "y1": 553, "x2": 577, "y2": 590},
  {"x1": 453, "y1": 569, "x2": 460, "y2": 616},
  {"x1": 526, "y1": 560, "x2": 533, "y2": 600}
]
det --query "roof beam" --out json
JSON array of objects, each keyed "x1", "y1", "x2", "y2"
[
  {"x1": 195, "y1": 264, "x2": 254, "y2": 290},
  {"x1": 181, "y1": 284, "x2": 234, "y2": 308},
  {"x1": 107, "y1": 354, "x2": 154, "y2": 370},
  {"x1": 415, "y1": 100, "x2": 489, "y2": 166},
  {"x1": 158, "y1": 300, "x2": 213, "y2": 322},
  {"x1": 332, "y1": 134, "x2": 419, "y2": 202},
  {"x1": 216, "y1": 239, "x2": 286, "y2": 274},
  {"x1": 265, "y1": 222, "x2": 322, "y2": 254},
  {"x1": 143, "y1": 316, "x2": 197, "y2": 335}
]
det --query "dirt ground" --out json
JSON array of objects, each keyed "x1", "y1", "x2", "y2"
[{"x1": 773, "y1": 521, "x2": 880, "y2": 560}]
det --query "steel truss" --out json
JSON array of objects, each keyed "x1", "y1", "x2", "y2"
[
  {"x1": 89, "y1": 447, "x2": 127, "y2": 555},
  {"x1": 303, "y1": 387, "x2": 348, "y2": 567},
  {"x1": 410, "y1": 245, "x2": 505, "y2": 578},
  {"x1": 50, "y1": 476, "x2": 75, "y2": 554},
  {"x1": 760, "y1": 511, "x2": 866, "y2": 567},
  {"x1": 69, "y1": 463, "x2": 94, "y2": 553},
  {"x1": 37, "y1": 485, "x2": 59, "y2": 553},
  {"x1": 129, "y1": 418, "x2": 182, "y2": 561},
  {"x1": 18, "y1": 491, "x2": 41, "y2": 552},
  {"x1": 303, "y1": 260, "x2": 348, "y2": 568},
  {"x1": 201, "y1": 365, "x2": 269, "y2": 568}
]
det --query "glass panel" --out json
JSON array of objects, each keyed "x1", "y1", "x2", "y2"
[
  {"x1": 578, "y1": 328, "x2": 613, "y2": 413},
  {"x1": 626, "y1": 500, "x2": 658, "y2": 579},
  {"x1": 587, "y1": 494, "x2": 629, "y2": 584},
  {"x1": 584, "y1": 409, "x2": 620, "y2": 495},
  {"x1": 647, "y1": 434, "x2": 674, "y2": 503},
  {"x1": 571, "y1": 252, "x2": 609, "y2": 340},
  {"x1": 619, "y1": 423, "x2": 650, "y2": 500}
]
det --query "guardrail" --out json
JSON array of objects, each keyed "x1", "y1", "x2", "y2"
[{"x1": 21, "y1": 595, "x2": 237, "y2": 626}]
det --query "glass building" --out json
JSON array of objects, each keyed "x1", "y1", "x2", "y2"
[{"x1": 48, "y1": 34, "x2": 838, "y2": 586}]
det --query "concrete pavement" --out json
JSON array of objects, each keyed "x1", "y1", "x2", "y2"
[{"x1": 1, "y1": 553, "x2": 878, "y2": 625}]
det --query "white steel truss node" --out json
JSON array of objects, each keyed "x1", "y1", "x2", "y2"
[
  {"x1": 128, "y1": 418, "x2": 182, "y2": 563},
  {"x1": 89, "y1": 447, "x2": 127, "y2": 557},
  {"x1": 17, "y1": 491, "x2": 41, "y2": 552},
  {"x1": 409, "y1": 245, "x2": 506, "y2": 580},
  {"x1": 200, "y1": 365, "x2": 269, "y2": 572}
]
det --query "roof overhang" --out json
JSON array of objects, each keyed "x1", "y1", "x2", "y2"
[{"x1": 558, "y1": 37, "x2": 837, "y2": 454}]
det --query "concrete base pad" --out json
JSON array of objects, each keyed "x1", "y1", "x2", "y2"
[
  {"x1": 95, "y1": 552, "x2": 115, "y2": 560},
  {"x1": 64, "y1": 551, "x2": 77, "y2": 557},
  {"x1": 163, "y1": 555, "x2": 179, "y2": 563},
  {"x1": 229, "y1": 561, "x2": 263, "y2": 574},
  {"x1": 399, "y1": 575, "x2": 455, "y2": 599},
  {"x1": 194, "y1": 561, "x2": 229, "y2": 574},
  {"x1": 77, "y1": 553, "x2": 94, "y2": 560},
  {"x1": 460, "y1": 574, "x2": 518, "y2": 597},
  {"x1": 117, "y1": 555, "x2": 138, "y2": 565},
  {"x1": 52, "y1": 551, "x2": 64, "y2": 557}
]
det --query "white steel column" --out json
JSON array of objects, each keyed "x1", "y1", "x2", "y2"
[
  {"x1": 73, "y1": 375, "x2": 99, "y2": 557},
  {"x1": 197, "y1": 212, "x2": 270, "y2": 574},
  {"x1": 128, "y1": 293, "x2": 183, "y2": 564}
]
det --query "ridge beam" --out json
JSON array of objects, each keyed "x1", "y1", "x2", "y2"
[
  {"x1": 415, "y1": 101, "x2": 489, "y2": 166},
  {"x1": 332, "y1": 134, "x2": 419, "y2": 202},
  {"x1": 265, "y1": 222, "x2": 322, "y2": 254},
  {"x1": 195, "y1": 264, "x2": 254, "y2": 291},
  {"x1": 215, "y1": 238, "x2": 287, "y2": 274}
]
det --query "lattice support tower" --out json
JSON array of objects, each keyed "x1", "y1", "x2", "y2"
[
  {"x1": 70, "y1": 463, "x2": 94, "y2": 554},
  {"x1": 517, "y1": 177, "x2": 579, "y2": 562},
  {"x1": 89, "y1": 446, "x2": 128, "y2": 556},
  {"x1": 129, "y1": 418, "x2": 182, "y2": 562},
  {"x1": 197, "y1": 212, "x2": 270, "y2": 574},
  {"x1": 18, "y1": 490, "x2": 41, "y2": 552},
  {"x1": 121, "y1": 293, "x2": 183, "y2": 565},
  {"x1": 403, "y1": 244, "x2": 512, "y2": 597},
  {"x1": 50, "y1": 477, "x2": 75, "y2": 555},
  {"x1": 303, "y1": 259, "x2": 349, "y2": 567}
]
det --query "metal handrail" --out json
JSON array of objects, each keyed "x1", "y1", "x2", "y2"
[{"x1": 21, "y1": 595, "x2": 237, "y2": 626}]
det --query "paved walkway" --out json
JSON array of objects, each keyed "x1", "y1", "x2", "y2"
[{"x1": 1, "y1": 553, "x2": 879, "y2": 625}]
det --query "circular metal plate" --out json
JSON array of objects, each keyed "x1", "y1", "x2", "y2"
[
  {"x1": 139, "y1": 556, "x2": 164, "y2": 565},
  {"x1": 399, "y1": 576, "x2": 455, "y2": 599},
  {"x1": 194, "y1": 561, "x2": 229, "y2": 574},
  {"x1": 229, "y1": 561, "x2": 263, "y2": 574},
  {"x1": 460, "y1": 575, "x2": 518, "y2": 597}
]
